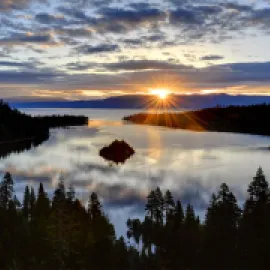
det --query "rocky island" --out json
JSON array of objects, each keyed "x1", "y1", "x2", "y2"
[{"x1": 99, "y1": 140, "x2": 135, "y2": 164}]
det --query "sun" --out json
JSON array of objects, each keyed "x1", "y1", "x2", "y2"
[{"x1": 150, "y1": 88, "x2": 169, "y2": 100}]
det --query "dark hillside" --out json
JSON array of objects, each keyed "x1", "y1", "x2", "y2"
[{"x1": 124, "y1": 104, "x2": 270, "y2": 136}]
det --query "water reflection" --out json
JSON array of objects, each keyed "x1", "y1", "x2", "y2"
[
  {"x1": 88, "y1": 119, "x2": 122, "y2": 128},
  {"x1": 1, "y1": 108, "x2": 270, "y2": 236},
  {"x1": 0, "y1": 135, "x2": 48, "y2": 159}
]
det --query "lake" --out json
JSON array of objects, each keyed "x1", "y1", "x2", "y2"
[{"x1": 1, "y1": 108, "x2": 270, "y2": 236}]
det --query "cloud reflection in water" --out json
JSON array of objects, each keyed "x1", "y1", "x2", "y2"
[{"x1": 1, "y1": 109, "x2": 270, "y2": 235}]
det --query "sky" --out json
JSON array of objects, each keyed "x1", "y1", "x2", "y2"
[{"x1": 1, "y1": 0, "x2": 270, "y2": 100}]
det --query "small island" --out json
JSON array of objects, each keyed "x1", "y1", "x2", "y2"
[
  {"x1": 0, "y1": 100, "x2": 88, "y2": 157},
  {"x1": 99, "y1": 140, "x2": 135, "y2": 164},
  {"x1": 123, "y1": 104, "x2": 270, "y2": 136}
]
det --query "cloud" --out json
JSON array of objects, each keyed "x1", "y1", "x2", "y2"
[
  {"x1": 89, "y1": 7, "x2": 167, "y2": 34},
  {"x1": 0, "y1": 70, "x2": 61, "y2": 84},
  {"x1": 93, "y1": 183, "x2": 146, "y2": 209},
  {"x1": 4, "y1": 60, "x2": 270, "y2": 96},
  {"x1": 175, "y1": 179, "x2": 210, "y2": 209},
  {"x1": 222, "y1": 2, "x2": 253, "y2": 13},
  {"x1": 100, "y1": 7, "x2": 166, "y2": 24},
  {"x1": 103, "y1": 60, "x2": 193, "y2": 71},
  {"x1": 35, "y1": 13, "x2": 67, "y2": 25},
  {"x1": 58, "y1": 6, "x2": 93, "y2": 22},
  {"x1": 0, "y1": 0, "x2": 31, "y2": 10},
  {"x1": 170, "y1": 8, "x2": 203, "y2": 25},
  {"x1": 76, "y1": 44, "x2": 120, "y2": 54},
  {"x1": 248, "y1": 8, "x2": 270, "y2": 29},
  {"x1": 0, "y1": 61, "x2": 34, "y2": 68},
  {"x1": 55, "y1": 27, "x2": 92, "y2": 40},
  {"x1": 2, "y1": 0, "x2": 270, "y2": 97},
  {"x1": 0, "y1": 33, "x2": 55, "y2": 45},
  {"x1": 200, "y1": 55, "x2": 224, "y2": 61}
]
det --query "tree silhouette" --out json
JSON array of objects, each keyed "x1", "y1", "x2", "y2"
[
  {"x1": 0, "y1": 172, "x2": 14, "y2": 209},
  {"x1": 203, "y1": 183, "x2": 241, "y2": 269},
  {"x1": 88, "y1": 192, "x2": 102, "y2": 221},
  {"x1": 164, "y1": 190, "x2": 175, "y2": 222},
  {"x1": 2, "y1": 168, "x2": 270, "y2": 269},
  {"x1": 22, "y1": 185, "x2": 30, "y2": 220},
  {"x1": 239, "y1": 167, "x2": 270, "y2": 269},
  {"x1": 29, "y1": 187, "x2": 36, "y2": 219}
]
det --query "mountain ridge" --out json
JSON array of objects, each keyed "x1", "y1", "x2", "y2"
[{"x1": 7, "y1": 94, "x2": 270, "y2": 109}]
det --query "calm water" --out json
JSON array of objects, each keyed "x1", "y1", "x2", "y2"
[{"x1": 1, "y1": 108, "x2": 270, "y2": 236}]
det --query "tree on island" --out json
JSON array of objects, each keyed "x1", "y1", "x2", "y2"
[{"x1": 99, "y1": 139, "x2": 135, "y2": 164}]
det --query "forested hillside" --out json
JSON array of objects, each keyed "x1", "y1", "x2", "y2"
[
  {"x1": 124, "y1": 104, "x2": 270, "y2": 135},
  {"x1": 0, "y1": 100, "x2": 88, "y2": 143},
  {"x1": 0, "y1": 100, "x2": 48, "y2": 142}
]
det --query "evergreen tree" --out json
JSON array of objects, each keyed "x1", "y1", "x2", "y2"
[
  {"x1": 145, "y1": 190, "x2": 155, "y2": 221},
  {"x1": 67, "y1": 184, "x2": 75, "y2": 203},
  {"x1": 239, "y1": 167, "x2": 270, "y2": 269},
  {"x1": 22, "y1": 185, "x2": 30, "y2": 219},
  {"x1": 127, "y1": 218, "x2": 142, "y2": 247},
  {"x1": 113, "y1": 237, "x2": 130, "y2": 269},
  {"x1": 29, "y1": 187, "x2": 36, "y2": 220},
  {"x1": 0, "y1": 172, "x2": 14, "y2": 209},
  {"x1": 52, "y1": 178, "x2": 66, "y2": 209},
  {"x1": 164, "y1": 190, "x2": 175, "y2": 222},
  {"x1": 35, "y1": 183, "x2": 50, "y2": 218},
  {"x1": 174, "y1": 200, "x2": 184, "y2": 227},
  {"x1": 154, "y1": 187, "x2": 164, "y2": 225},
  {"x1": 88, "y1": 192, "x2": 102, "y2": 220},
  {"x1": 247, "y1": 167, "x2": 269, "y2": 202},
  {"x1": 182, "y1": 204, "x2": 200, "y2": 269},
  {"x1": 86, "y1": 197, "x2": 116, "y2": 270},
  {"x1": 203, "y1": 183, "x2": 241, "y2": 269}
]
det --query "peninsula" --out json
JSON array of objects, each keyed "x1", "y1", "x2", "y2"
[
  {"x1": 123, "y1": 104, "x2": 270, "y2": 136},
  {"x1": 0, "y1": 100, "x2": 88, "y2": 157}
]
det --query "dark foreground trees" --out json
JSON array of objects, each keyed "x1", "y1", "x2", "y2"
[
  {"x1": 127, "y1": 167, "x2": 270, "y2": 270},
  {"x1": 0, "y1": 173, "x2": 127, "y2": 270},
  {"x1": 1, "y1": 168, "x2": 270, "y2": 269}
]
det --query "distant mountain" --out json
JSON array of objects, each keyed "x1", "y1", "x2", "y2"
[{"x1": 7, "y1": 94, "x2": 270, "y2": 109}]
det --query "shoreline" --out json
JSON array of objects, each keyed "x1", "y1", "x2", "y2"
[{"x1": 123, "y1": 104, "x2": 270, "y2": 137}]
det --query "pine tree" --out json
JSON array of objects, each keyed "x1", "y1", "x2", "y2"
[
  {"x1": 127, "y1": 218, "x2": 142, "y2": 246},
  {"x1": 67, "y1": 184, "x2": 75, "y2": 203},
  {"x1": 52, "y1": 178, "x2": 66, "y2": 209},
  {"x1": 22, "y1": 185, "x2": 30, "y2": 219},
  {"x1": 203, "y1": 183, "x2": 241, "y2": 269},
  {"x1": 239, "y1": 167, "x2": 270, "y2": 269},
  {"x1": 174, "y1": 200, "x2": 184, "y2": 227},
  {"x1": 182, "y1": 204, "x2": 200, "y2": 269},
  {"x1": 35, "y1": 183, "x2": 50, "y2": 218},
  {"x1": 154, "y1": 187, "x2": 164, "y2": 225},
  {"x1": 185, "y1": 204, "x2": 196, "y2": 227},
  {"x1": 29, "y1": 187, "x2": 36, "y2": 220},
  {"x1": 0, "y1": 172, "x2": 14, "y2": 209},
  {"x1": 247, "y1": 167, "x2": 269, "y2": 202},
  {"x1": 145, "y1": 190, "x2": 155, "y2": 221},
  {"x1": 88, "y1": 192, "x2": 102, "y2": 220},
  {"x1": 164, "y1": 190, "x2": 175, "y2": 223},
  {"x1": 113, "y1": 237, "x2": 130, "y2": 269}
]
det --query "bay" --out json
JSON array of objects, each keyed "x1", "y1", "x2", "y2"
[{"x1": 1, "y1": 108, "x2": 270, "y2": 236}]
